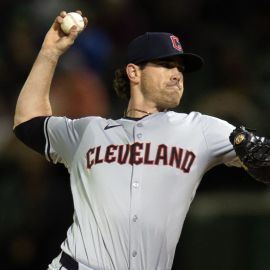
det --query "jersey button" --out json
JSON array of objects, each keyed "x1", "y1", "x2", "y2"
[
  {"x1": 137, "y1": 123, "x2": 143, "y2": 127},
  {"x1": 132, "y1": 251, "x2": 137, "y2": 257},
  {"x1": 132, "y1": 215, "x2": 138, "y2": 222},
  {"x1": 132, "y1": 182, "x2": 139, "y2": 188},
  {"x1": 137, "y1": 133, "x2": 142, "y2": 139}
]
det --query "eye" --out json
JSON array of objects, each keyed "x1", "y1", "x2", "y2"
[
  {"x1": 159, "y1": 61, "x2": 173, "y2": 68},
  {"x1": 177, "y1": 65, "x2": 184, "y2": 73},
  {"x1": 155, "y1": 61, "x2": 184, "y2": 72},
  {"x1": 153, "y1": 61, "x2": 173, "y2": 68}
]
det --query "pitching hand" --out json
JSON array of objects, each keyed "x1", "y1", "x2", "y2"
[{"x1": 41, "y1": 10, "x2": 88, "y2": 59}]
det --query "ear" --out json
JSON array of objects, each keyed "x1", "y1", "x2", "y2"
[{"x1": 126, "y1": 63, "x2": 141, "y2": 84}]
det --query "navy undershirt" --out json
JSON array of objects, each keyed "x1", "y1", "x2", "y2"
[{"x1": 13, "y1": 117, "x2": 47, "y2": 155}]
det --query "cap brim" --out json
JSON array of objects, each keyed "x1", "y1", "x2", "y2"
[
  {"x1": 138, "y1": 52, "x2": 204, "y2": 73},
  {"x1": 174, "y1": 53, "x2": 204, "y2": 73}
]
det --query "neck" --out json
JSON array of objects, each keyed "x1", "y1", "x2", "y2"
[
  {"x1": 125, "y1": 99, "x2": 159, "y2": 118},
  {"x1": 125, "y1": 108, "x2": 153, "y2": 117}
]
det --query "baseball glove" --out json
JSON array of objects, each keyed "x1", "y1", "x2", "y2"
[{"x1": 229, "y1": 126, "x2": 270, "y2": 183}]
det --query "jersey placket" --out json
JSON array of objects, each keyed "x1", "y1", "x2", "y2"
[{"x1": 129, "y1": 122, "x2": 144, "y2": 269}]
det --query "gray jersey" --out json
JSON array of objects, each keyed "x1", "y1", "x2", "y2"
[{"x1": 46, "y1": 111, "x2": 239, "y2": 270}]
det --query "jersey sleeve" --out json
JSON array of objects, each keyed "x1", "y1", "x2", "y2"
[
  {"x1": 13, "y1": 117, "x2": 47, "y2": 154},
  {"x1": 44, "y1": 116, "x2": 91, "y2": 167},
  {"x1": 200, "y1": 114, "x2": 241, "y2": 168}
]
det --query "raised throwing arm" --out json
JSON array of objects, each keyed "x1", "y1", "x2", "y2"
[{"x1": 13, "y1": 11, "x2": 87, "y2": 128}]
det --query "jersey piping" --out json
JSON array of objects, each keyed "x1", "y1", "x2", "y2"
[{"x1": 44, "y1": 116, "x2": 53, "y2": 162}]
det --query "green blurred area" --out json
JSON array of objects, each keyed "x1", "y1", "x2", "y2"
[{"x1": 174, "y1": 191, "x2": 270, "y2": 270}]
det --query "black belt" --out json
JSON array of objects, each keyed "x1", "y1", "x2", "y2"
[{"x1": 60, "y1": 252, "x2": 79, "y2": 270}]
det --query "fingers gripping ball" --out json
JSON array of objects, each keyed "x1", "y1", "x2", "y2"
[{"x1": 61, "y1": 12, "x2": 85, "y2": 34}]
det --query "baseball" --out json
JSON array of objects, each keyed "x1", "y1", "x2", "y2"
[{"x1": 61, "y1": 12, "x2": 85, "y2": 34}]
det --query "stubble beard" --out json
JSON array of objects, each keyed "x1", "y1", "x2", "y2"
[
  {"x1": 157, "y1": 94, "x2": 181, "y2": 110},
  {"x1": 140, "y1": 75, "x2": 182, "y2": 111},
  {"x1": 140, "y1": 90, "x2": 182, "y2": 111},
  {"x1": 155, "y1": 85, "x2": 183, "y2": 110}
]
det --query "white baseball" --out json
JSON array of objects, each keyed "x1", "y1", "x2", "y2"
[{"x1": 61, "y1": 12, "x2": 85, "y2": 34}]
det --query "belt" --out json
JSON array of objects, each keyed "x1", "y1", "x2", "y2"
[{"x1": 60, "y1": 252, "x2": 78, "y2": 270}]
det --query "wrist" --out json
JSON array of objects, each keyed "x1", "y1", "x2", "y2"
[{"x1": 39, "y1": 48, "x2": 61, "y2": 63}]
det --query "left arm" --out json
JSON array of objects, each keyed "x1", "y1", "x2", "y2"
[{"x1": 229, "y1": 126, "x2": 270, "y2": 183}]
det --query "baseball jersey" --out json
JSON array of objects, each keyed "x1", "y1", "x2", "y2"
[{"x1": 39, "y1": 110, "x2": 240, "y2": 270}]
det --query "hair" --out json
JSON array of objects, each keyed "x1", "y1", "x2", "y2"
[
  {"x1": 113, "y1": 67, "x2": 130, "y2": 100},
  {"x1": 113, "y1": 63, "x2": 147, "y2": 100}
]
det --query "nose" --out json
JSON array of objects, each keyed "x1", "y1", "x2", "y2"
[{"x1": 171, "y1": 68, "x2": 183, "y2": 82}]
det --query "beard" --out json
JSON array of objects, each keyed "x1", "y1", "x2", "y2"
[
  {"x1": 155, "y1": 92, "x2": 182, "y2": 110},
  {"x1": 148, "y1": 84, "x2": 183, "y2": 110},
  {"x1": 140, "y1": 73, "x2": 183, "y2": 110}
]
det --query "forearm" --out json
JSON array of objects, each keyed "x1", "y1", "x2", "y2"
[
  {"x1": 13, "y1": 11, "x2": 87, "y2": 128},
  {"x1": 14, "y1": 49, "x2": 59, "y2": 127}
]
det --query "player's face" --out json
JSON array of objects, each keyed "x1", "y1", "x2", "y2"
[{"x1": 139, "y1": 58, "x2": 184, "y2": 110}]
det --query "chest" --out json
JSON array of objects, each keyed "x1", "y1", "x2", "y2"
[{"x1": 82, "y1": 119, "x2": 209, "y2": 177}]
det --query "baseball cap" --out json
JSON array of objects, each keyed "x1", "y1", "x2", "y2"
[{"x1": 127, "y1": 32, "x2": 204, "y2": 72}]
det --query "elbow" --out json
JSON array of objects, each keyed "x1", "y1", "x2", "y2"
[
  {"x1": 13, "y1": 113, "x2": 51, "y2": 129},
  {"x1": 13, "y1": 115, "x2": 31, "y2": 129}
]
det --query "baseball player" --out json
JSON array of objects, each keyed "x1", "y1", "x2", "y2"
[{"x1": 13, "y1": 10, "x2": 270, "y2": 270}]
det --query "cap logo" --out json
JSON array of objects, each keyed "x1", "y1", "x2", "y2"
[{"x1": 170, "y1": 35, "x2": 182, "y2": 51}]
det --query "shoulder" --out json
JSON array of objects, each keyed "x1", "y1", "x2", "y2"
[
  {"x1": 164, "y1": 111, "x2": 235, "y2": 132},
  {"x1": 166, "y1": 111, "x2": 232, "y2": 124},
  {"x1": 164, "y1": 110, "x2": 202, "y2": 123},
  {"x1": 198, "y1": 113, "x2": 235, "y2": 130},
  {"x1": 48, "y1": 115, "x2": 108, "y2": 126},
  {"x1": 46, "y1": 116, "x2": 112, "y2": 136}
]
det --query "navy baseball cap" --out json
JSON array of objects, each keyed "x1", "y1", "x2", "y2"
[{"x1": 127, "y1": 32, "x2": 204, "y2": 72}]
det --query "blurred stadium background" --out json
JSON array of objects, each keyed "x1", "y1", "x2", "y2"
[{"x1": 0, "y1": 0, "x2": 270, "y2": 269}]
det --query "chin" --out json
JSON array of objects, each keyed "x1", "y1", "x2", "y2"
[
  {"x1": 158, "y1": 99, "x2": 181, "y2": 110},
  {"x1": 168, "y1": 102, "x2": 180, "y2": 109}
]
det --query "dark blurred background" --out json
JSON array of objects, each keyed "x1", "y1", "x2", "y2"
[{"x1": 0, "y1": 0, "x2": 270, "y2": 269}]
